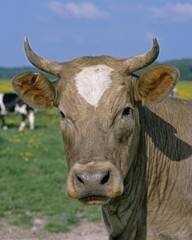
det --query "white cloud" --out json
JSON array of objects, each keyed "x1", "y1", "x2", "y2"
[
  {"x1": 149, "y1": 3, "x2": 192, "y2": 22},
  {"x1": 48, "y1": 1, "x2": 110, "y2": 19}
]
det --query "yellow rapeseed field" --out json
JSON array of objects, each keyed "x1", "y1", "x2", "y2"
[
  {"x1": 0, "y1": 80, "x2": 13, "y2": 92},
  {"x1": 177, "y1": 81, "x2": 192, "y2": 99},
  {"x1": 0, "y1": 79, "x2": 192, "y2": 99}
]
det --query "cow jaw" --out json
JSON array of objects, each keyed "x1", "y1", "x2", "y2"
[{"x1": 66, "y1": 161, "x2": 124, "y2": 205}]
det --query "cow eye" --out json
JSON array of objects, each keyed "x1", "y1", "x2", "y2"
[
  {"x1": 59, "y1": 111, "x2": 65, "y2": 119},
  {"x1": 122, "y1": 107, "x2": 130, "y2": 118}
]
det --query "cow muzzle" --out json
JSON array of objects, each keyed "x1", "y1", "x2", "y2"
[{"x1": 66, "y1": 161, "x2": 124, "y2": 205}]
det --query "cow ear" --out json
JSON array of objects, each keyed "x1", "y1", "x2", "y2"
[
  {"x1": 12, "y1": 72, "x2": 57, "y2": 108},
  {"x1": 134, "y1": 65, "x2": 179, "y2": 105}
]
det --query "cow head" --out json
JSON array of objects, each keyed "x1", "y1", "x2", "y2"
[{"x1": 12, "y1": 38, "x2": 179, "y2": 205}]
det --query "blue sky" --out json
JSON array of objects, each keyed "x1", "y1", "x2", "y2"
[{"x1": 1, "y1": 0, "x2": 192, "y2": 67}]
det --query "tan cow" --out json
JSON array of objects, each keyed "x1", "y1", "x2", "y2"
[{"x1": 12, "y1": 38, "x2": 192, "y2": 240}]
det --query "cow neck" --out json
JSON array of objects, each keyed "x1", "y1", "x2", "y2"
[
  {"x1": 102, "y1": 141, "x2": 147, "y2": 240},
  {"x1": 139, "y1": 103, "x2": 179, "y2": 201}
]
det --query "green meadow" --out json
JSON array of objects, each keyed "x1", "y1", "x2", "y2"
[
  {"x1": 0, "y1": 79, "x2": 192, "y2": 232},
  {"x1": 0, "y1": 108, "x2": 101, "y2": 232}
]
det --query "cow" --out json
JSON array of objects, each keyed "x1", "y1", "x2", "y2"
[
  {"x1": 12, "y1": 37, "x2": 192, "y2": 240},
  {"x1": 0, "y1": 92, "x2": 35, "y2": 131}
]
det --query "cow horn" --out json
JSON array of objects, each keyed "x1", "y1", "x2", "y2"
[
  {"x1": 24, "y1": 37, "x2": 62, "y2": 76},
  {"x1": 123, "y1": 38, "x2": 159, "y2": 73}
]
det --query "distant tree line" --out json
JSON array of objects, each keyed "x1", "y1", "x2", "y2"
[
  {"x1": 163, "y1": 59, "x2": 192, "y2": 81},
  {"x1": 0, "y1": 67, "x2": 57, "y2": 81},
  {"x1": 136, "y1": 59, "x2": 192, "y2": 81},
  {"x1": 0, "y1": 59, "x2": 192, "y2": 81},
  {"x1": 0, "y1": 66, "x2": 34, "y2": 80}
]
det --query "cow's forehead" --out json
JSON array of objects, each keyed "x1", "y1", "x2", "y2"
[
  {"x1": 75, "y1": 64, "x2": 113, "y2": 107},
  {"x1": 57, "y1": 62, "x2": 129, "y2": 120}
]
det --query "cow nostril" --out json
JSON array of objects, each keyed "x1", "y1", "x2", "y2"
[
  {"x1": 101, "y1": 171, "x2": 110, "y2": 185},
  {"x1": 75, "y1": 173, "x2": 85, "y2": 184},
  {"x1": 75, "y1": 170, "x2": 110, "y2": 185}
]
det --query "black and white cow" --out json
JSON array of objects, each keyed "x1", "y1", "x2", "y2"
[{"x1": 0, "y1": 92, "x2": 35, "y2": 131}]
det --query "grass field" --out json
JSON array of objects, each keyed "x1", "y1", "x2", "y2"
[
  {"x1": 0, "y1": 79, "x2": 192, "y2": 232},
  {"x1": 0, "y1": 108, "x2": 101, "y2": 232}
]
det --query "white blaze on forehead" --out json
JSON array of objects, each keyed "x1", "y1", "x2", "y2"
[{"x1": 75, "y1": 64, "x2": 113, "y2": 107}]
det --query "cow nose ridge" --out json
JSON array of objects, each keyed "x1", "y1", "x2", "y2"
[{"x1": 75, "y1": 169, "x2": 110, "y2": 186}]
